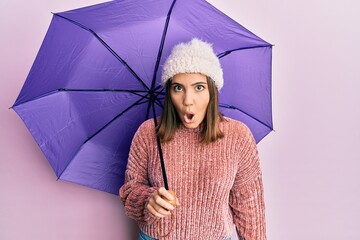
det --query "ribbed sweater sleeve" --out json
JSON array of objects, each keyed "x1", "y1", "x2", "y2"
[
  {"x1": 229, "y1": 128, "x2": 266, "y2": 240},
  {"x1": 119, "y1": 124, "x2": 159, "y2": 225}
]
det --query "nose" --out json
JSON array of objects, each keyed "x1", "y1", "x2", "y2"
[{"x1": 183, "y1": 90, "x2": 194, "y2": 106}]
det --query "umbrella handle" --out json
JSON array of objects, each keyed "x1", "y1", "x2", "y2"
[
  {"x1": 157, "y1": 190, "x2": 177, "y2": 239},
  {"x1": 157, "y1": 211, "x2": 176, "y2": 239}
]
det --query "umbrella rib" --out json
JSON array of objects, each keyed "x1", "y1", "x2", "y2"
[
  {"x1": 219, "y1": 104, "x2": 273, "y2": 131},
  {"x1": 150, "y1": 0, "x2": 177, "y2": 90},
  {"x1": 217, "y1": 45, "x2": 272, "y2": 58},
  {"x1": 84, "y1": 95, "x2": 149, "y2": 144},
  {"x1": 57, "y1": 94, "x2": 149, "y2": 179},
  {"x1": 136, "y1": 99, "x2": 152, "y2": 106},
  {"x1": 153, "y1": 86, "x2": 165, "y2": 107},
  {"x1": 11, "y1": 89, "x2": 59, "y2": 108},
  {"x1": 145, "y1": 84, "x2": 165, "y2": 119},
  {"x1": 59, "y1": 88, "x2": 148, "y2": 99},
  {"x1": 53, "y1": 13, "x2": 149, "y2": 91},
  {"x1": 12, "y1": 88, "x2": 150, "y2": 108}
]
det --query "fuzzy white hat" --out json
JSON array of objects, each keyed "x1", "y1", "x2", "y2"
[{"x1": 161, "y1": 38, "x2": 223, "y2": 90}]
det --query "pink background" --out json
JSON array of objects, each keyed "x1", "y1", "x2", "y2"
[{"x1": 1, "y1": 0, "x2": 359, "y2": 239}]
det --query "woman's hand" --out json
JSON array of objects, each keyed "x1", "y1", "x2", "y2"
[{"x1": 147, "y1": 187, "x2": 179, "y2": 218}]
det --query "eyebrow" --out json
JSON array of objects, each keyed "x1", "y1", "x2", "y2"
[{"x1": 171, "y1": 81, "x2": 208, "y2": 86}]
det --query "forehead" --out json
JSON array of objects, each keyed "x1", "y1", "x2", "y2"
[{"x1": 172, "y1": 73, "x2": 207, "y2": 84}]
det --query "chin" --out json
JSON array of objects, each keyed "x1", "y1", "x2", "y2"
[{"x1": 183, "y1": 122, "x2": 200, "y2": 129}]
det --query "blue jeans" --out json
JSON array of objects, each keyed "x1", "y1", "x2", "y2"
[
  {"x1": 138, "y1": 231, "x2": 156, "y2": 240},
  {"x1": 138, "y1": 231, "x2": 231, "y2": 240}
]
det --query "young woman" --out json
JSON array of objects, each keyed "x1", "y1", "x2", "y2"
[{"x1": 120, "y1": 39, "x2": 266, "y2": 240}]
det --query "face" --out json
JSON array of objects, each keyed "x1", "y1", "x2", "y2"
[{"x1": 170, "y1": 73, "x2": 210, "y2": 128}]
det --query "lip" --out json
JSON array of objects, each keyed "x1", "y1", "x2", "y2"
[
  {"x1": 183, "y1": 111, "x2": 195, "y2": 124},
  {"x1": 184, "y1": 110, "x2": 194, "y2": 115}
]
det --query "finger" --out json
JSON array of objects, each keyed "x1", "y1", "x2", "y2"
[
  {"x1": 147, "y1": 203, "x2": 168, "y2": 218},
  {"x1": 149, "y1": 197, "x2": 173, "y2": 216},
  {"x1": 158, "y1": 187, "x2": 175, "y2": 202},
  {"x1": 154, "y1": 194, "x2": 175, "y2": 211},
  {"x1": 175, "y1": 197, "x2": 180, "y2": 206},
  {"x1": 153, "y1": 203, "x2": 172, "y2": 216}
]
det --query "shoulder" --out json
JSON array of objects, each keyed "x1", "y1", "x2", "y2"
[
  {"x1": 129, "y1": 119, "x2": 157, "y2": 154},
  {"x1": 134, "y1": 118, "x2": 156, "y2": 137},
  {"x1": 220, "y1": 117, "x2": 256, "y2": 146},
  {"x1": 137, "y1": 118, "x2": 155, "y2": 132},
  {"x1": 220, "y1": 116, "x2": 252, "y2": 135}
]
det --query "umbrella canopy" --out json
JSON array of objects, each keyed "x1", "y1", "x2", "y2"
[{"x1": 12, "y1": 0, "x2": 273, "y2": 195}]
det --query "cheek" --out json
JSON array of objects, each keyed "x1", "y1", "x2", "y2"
[
  {"x1": 170, "y1": 93, "x2": 181, "y2": 110},
  {"x1": 200, "y1": 94, "x2": 210, "y2": 110}
]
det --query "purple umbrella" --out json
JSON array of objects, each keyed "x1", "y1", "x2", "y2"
[{"x1": 12, "y1": 0, "x2": 273, "y2": 195}]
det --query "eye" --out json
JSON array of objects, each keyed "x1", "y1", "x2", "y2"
[
  {"x1": 195, "y1": 85, "x2": 205, "y2": 91},
  {"x1": 173, "y1": 85, "x2": 183, "y2": 92}
]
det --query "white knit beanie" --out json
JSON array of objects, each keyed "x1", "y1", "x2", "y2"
[{"x1": 161, "y1": 38, "x2": 224, "y2": 90}]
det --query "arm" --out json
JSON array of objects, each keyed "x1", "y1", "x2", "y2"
[
  {"x1": 119, "y1": 123, "x2": 159, "y2": 225},
  {"x1": 229, "y1": 129, "x2": 266, "y2": 240}
]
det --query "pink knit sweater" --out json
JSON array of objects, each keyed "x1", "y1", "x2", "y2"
[{"x1": 119, "y1": 117, "x2": 266, "y2": 240}]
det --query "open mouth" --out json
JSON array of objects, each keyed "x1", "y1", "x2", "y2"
[{"x1": 184, "y1": 113, "x2": 194, "y2": 123}]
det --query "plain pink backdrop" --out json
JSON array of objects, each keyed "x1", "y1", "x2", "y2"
[{"x1": 1, "y1": 0, "x2": 359, "y2": 239}]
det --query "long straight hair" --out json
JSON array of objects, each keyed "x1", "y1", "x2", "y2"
[{"x1": 156, "y1": 76, "x2": 224, "y2": 143}]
